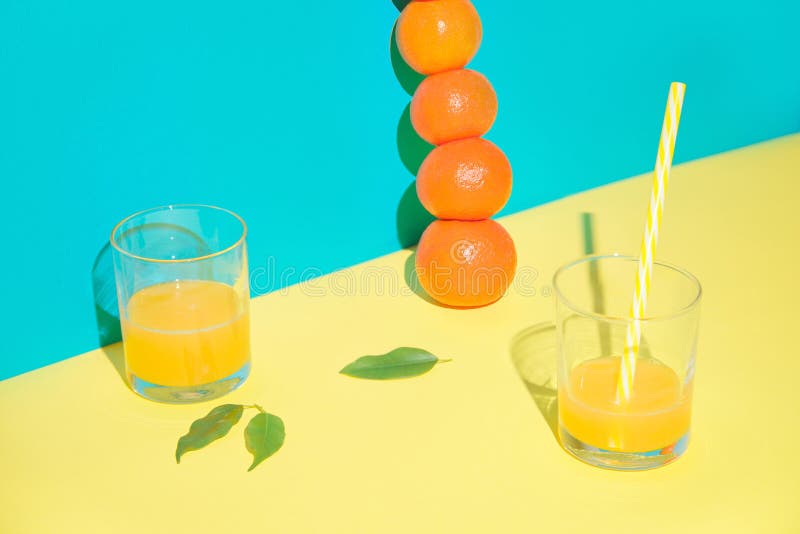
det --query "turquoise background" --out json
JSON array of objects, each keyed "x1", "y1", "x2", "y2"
[{"x1": 1, "y1": 0, "x2": 798, "y2": 380}]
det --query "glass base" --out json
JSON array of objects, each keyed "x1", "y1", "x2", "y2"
[
  {"x1": 559, "y1": 426, "x2": 689, "y2": 471},
  {"x1": 129, "y1": 361, "x2": 250, "y2": 404}
]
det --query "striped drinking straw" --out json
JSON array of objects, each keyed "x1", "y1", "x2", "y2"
[{"x1": 617, "y1": 82, "x2": 686, "y2": 402}]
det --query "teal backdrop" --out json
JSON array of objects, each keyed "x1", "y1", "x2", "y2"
[{"x1": 1, "y1": 0, "x2": 798, "y2": 379}]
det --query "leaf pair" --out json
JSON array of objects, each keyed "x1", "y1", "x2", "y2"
[
  {"x1": 176, "y1": 404, "x2": 285, "y2": 472},
  {"x1": 339, "y1": 347, "x2": 451, "y2": 380}
]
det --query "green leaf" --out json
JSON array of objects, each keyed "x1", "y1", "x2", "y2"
[
  {"x1": 175, "y1": 404, "x2": 244, "y2": 463},
  {"x1": 339, "y1": 347, "x2": 451, "y2": 380},
  {"x1": 244, "y1": 412, "x2": 286, "y2": 472}
]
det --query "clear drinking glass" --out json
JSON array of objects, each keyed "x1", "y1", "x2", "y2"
[
  {"x1": 111, "y1": 205, "x2": 250, "y2": 403},
  {"x1": 553, "y1": 254, "x2": 701, "y2": 470}
]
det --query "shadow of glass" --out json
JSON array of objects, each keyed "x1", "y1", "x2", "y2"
[
  {"x1": 390, "y1": 23, "x2": 425, "y2": 96},
  {"x1": 92, "y1": 243, "x2": 128, "y2": 385},
  {"x1": 510, "y1": 322, "x2": 559, "y2": 441},
  {"x1": 92, "y1": 243, "x2": 122, "y2": 347},
  {"x1": 101, "y1": 343, "x2": 128, "y2": 387}
]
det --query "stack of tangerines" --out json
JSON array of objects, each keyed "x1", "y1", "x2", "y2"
[{"x1": 396, "y1": 0, "x2": 517, "y2": 307}]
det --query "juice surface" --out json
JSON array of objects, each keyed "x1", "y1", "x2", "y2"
[
  {"x1": 121, "y1": 280, "x2": 249, "y2": 387},
  {"x1": 559, "y1": 356, "x2": 691, "y2": 452}
]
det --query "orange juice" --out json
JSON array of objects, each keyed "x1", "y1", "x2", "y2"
[
  {"x1": 559, "y1": 356, "x2": 691, "y2": 452},
  {"x1": 121, "y1": 280, "x2": 249, "y2": 387}
]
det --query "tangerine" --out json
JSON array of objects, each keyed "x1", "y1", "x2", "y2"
[
  {"x1": 396, "y1": 0, "x2": 482, "y2": 75},
  {"x1": 416, "y1": 137, "x2": 512, "y2": 220},
  {"x1": 415, "y1": 219, "x2": 517, "y2": 307},
  {"x1": 410, "y1": 69, "x2": 498, "y2": 145}
]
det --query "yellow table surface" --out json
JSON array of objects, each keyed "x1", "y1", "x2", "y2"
[{"x1": 2, "y1": 135, "x2": 799, "y2": 533}]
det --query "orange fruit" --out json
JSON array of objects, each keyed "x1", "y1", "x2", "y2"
[
  {"x1": 417, "y1": 137, "x2": 512, "y2": 220},
  {"x1": 415, "y1": 219, "x2": 517, "y2": 307},
  {"x1": 395, "y1": 0, "x2": 482, "y2": 75},
  {"x1": 410, "y1": 69, "x2": 498, "y2": 145}
]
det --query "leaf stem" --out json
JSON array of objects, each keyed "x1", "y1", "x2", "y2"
[
  {"x1": 437, "y1": 358, "x2": 453, "y2": 364},
  {"x1": 244, "y1": 404, "x2": 266, "y2": 413}
]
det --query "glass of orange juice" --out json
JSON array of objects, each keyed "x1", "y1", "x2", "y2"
[
  {"x1": 553, "y1": 255, "x2": 701, "y2": 470},
  {"x1": 111, "y1": 205, "x2": 250, "y2": 403}
]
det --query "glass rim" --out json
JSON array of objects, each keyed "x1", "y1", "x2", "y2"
[
  {"x1": 552, "y1": 253, "x2": 702, "y2": 324},
  {"x1": 110, "y1": 204, "x2": 247, "y2": 264}
]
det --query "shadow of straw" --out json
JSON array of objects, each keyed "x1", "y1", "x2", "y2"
[
  {"x1": 581, "y1": 212, "x2": 612, "y2": 357},
  {"x1": 510, "y1": 322, "x2": 559, "y2": 440}
]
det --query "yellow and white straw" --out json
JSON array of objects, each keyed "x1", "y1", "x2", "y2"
[{"x1": 617, "y1": 82, "x2": 686, "y2": 402}]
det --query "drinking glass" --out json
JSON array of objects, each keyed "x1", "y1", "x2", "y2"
[
  {"x1": 111, "y1": 205, "x2": 250, "y2": 403},
  {"x1": 553, "y1": 254, "x2": 701, "y2": 470}
]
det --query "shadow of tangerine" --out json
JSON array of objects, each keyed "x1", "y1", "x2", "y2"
[
  {"x1": 403, "y1": 250, "x2": 437, "y2": 305},
  {"x1": 391, "y1": 3, "x2": 435, "y2": 275},
  {"x1": 395, "y1": 104, "x2": 435, "y2": 248},
  {"x1": 390, "y1": 23, "x2": 425, "y2": 96},
  {"x1": 404, "y1": 249, "x2": 503, "y2": 310},
  {"x1": 397, "y1": 181, "x2": 435, "y2": 249},
  {"x1": 392, "y1": 0, "x2": 412, "y2": 11},
  {"x1": 396, "y1": 104, "x2": 433, "y2": 177},
  {"x1": 510, "y1": 322, "x2": 559, "y2": 441}
]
